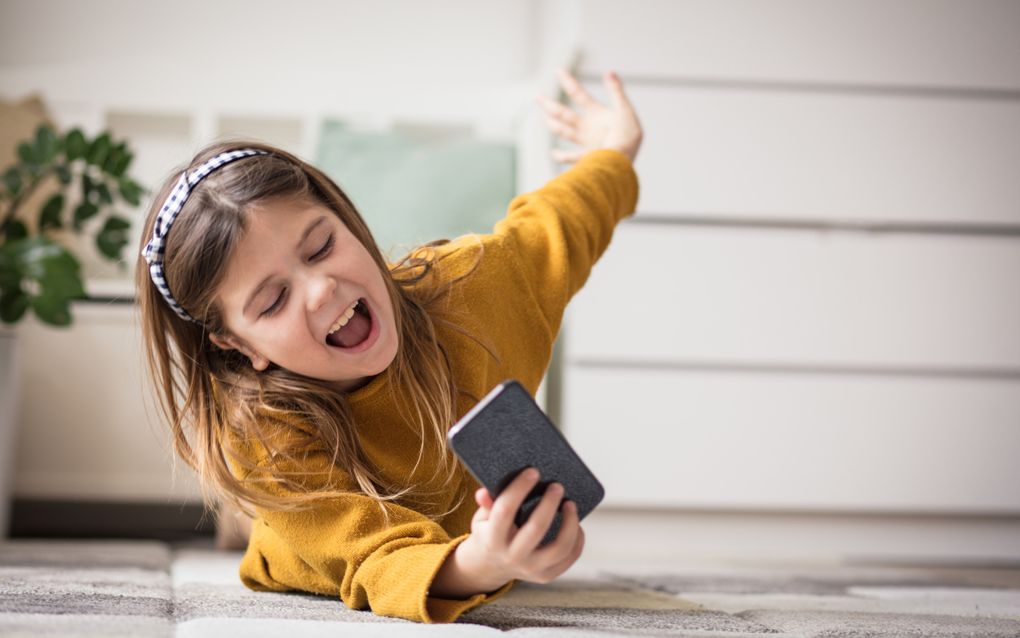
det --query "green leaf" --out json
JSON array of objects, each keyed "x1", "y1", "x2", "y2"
[
  {"x1": 34, "y1": 124, "x2": 59, "y2": 164},
  {"x1": 73, "y1": 201, "x2": 99, "y2": 231},
  {"x1": 86, "y1": 132, "x2": 112, "y2": 167},
  {"x1": 17, "y1": 141, "x2": 36, "y2": 165},
  {"x1": 0, "y1": 287, "x2": 29, "y2": 323},
  {"x1": 2, "y1": 167, "x2": 21, "y2": 196},
  {"x1": 4, "y1": 236, "x2": 85, "y2": 326},
  {"x1": 81, "y1": 172, "x2": 95, "y2": 202},
  {"x1": 107, "y1": 142, "x2": 133, "y2": 177},
  {"x1": 0, "y1": 242, "x2": 18, "y2": 289},
  {"x1": 96, "y1": 215, "x2": 131, "y2": 260},
  {"x1": 118, "y1": 177, "x2": 143, "y2": 206},
  {"x1": 1, "y1": 219, "x2": 28, "y2": 242},
  {"x1": 64, "y1": 128, "x2": 88, "y2": 161},
  {"x1": 96, "y1": 181, "x2": 113, "y2": 204},
  {"x1": 30, "y1": 292, "x2": 73, "y2": 326},
  {"x1": 55, "y1": 163, "x2": 73, "y2": 185},
  {"x1": 40, "y1": 193, "x2": 65, "y2": 230}
]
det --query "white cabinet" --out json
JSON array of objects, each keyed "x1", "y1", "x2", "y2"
[
  {"x1": 14, "y1": 297, "x2": 202, "y2": 502},
  {"x1": 559, "y1": 0, "x2": 1020, "y2": 516}
]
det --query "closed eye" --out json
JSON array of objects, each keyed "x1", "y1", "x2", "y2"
[
  {"x1": 259, "y1": 233, "x2": 335, "y2": 318},
  {"x1": 311, "y1": 233, "x2": 335, "y2": 260}
]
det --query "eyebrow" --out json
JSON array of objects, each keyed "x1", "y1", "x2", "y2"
[{"x1": 242, "y1": 216, "x2": 328, "y2": 317}]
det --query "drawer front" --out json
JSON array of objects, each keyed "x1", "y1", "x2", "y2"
[
  {"x1": 566, "y1": 225, "x2": 1020, "y2": 370},
  {"x1": 599, "y1": 84, "x2": 1020, "y2": 225},
  {"x1": 579, "y1": 0, "x2": 1020, "y2": 91},
  {"x1": 562, "y1": 366, "x2": 1020, "y2": 514}
]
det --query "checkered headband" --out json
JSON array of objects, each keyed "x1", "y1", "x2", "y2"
[{"x1": 141, "y1": 148, "x2": 269, "y2": 323}]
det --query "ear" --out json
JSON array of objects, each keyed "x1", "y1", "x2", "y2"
[{"x1": 209, "y1": 332, "x2": 270, "y2": 371}]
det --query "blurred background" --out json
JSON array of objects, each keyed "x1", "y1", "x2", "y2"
[{"x1": 0, "y1": 0, "x2": 1018, "y2": 566}]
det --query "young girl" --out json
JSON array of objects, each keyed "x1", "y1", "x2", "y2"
[{"x1": 136, "y1": 68, "x2": 642, "y2": 624}]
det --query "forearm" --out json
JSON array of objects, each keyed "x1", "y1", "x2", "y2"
[{"x1": 430, "y1": 539, "x2": 509, "y2": 599}]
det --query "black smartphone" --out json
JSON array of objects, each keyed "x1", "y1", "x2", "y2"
[{"x1": 447, "y1": 379, "x2": 604, "y2": 546}]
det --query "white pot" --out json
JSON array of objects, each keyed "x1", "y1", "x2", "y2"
[{"x1": 0, "y1": 324, "x2": 22, "y2": 538}]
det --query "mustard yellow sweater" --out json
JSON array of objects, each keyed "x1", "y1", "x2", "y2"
[{"x1": 228, "y1": 148, "x2": 639, "y2": 623}]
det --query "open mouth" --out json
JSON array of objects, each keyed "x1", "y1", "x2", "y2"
[{"x1": 325, "y1": 298, "x2": 374, "y2": 349}]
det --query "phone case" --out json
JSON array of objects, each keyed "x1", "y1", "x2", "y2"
[{"x1": 448, "y1": 379, "x2": 605, "y2": 547}]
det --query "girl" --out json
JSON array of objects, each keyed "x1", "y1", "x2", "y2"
[{"x1": 136, "y1": 68, "x2": 642, "y2": 624}]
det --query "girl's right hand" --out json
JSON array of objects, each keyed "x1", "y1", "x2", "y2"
[
  {"x1": 460, "y1": 467, "x2": 585, "y2": 587},
  {"x1": 535, "y1": 68, "x2": 644, "y2": 165}
]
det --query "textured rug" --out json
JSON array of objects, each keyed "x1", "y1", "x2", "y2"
[{"x1": 1, "y1": 538, "x2": 1019, "y2": 637}]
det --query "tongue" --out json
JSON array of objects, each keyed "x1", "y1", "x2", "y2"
[{"x1": 328, "y1": 308, "x2": 371, "y2": 348}]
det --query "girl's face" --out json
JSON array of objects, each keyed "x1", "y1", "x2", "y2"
[{"x1": 209, "y1": 195, "x2": 398, "y2": 393}]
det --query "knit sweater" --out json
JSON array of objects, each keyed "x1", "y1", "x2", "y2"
[{"x1": 226, "y1": 148, "x2": 639, "y2": 623}]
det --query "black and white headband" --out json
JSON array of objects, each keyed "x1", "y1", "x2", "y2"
[{"x1": 141, "y1": 148, "x2": 269, "y2": 323}]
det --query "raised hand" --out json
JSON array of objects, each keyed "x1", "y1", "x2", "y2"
[{"x1": 535, "y1": 68, "x2": 643, "y2": 165}]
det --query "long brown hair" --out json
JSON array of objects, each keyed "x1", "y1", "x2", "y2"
[{"x1": 135, "y1": 139, "x2": 498, "y2": 527}]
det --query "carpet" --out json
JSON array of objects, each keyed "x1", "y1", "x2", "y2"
[{"x1": 2, "y1": 539, "x2": 1019, "y2": 637}]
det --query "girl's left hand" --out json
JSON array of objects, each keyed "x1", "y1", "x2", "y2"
[{"x1": 534, "y1": 68, "x2": 643, "y2": 165}]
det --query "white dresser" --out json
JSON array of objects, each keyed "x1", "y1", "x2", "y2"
[{"x1": 558, "y1": 0, "x2": 1020, "y2": 517}]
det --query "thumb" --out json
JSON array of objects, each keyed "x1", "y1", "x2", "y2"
[{"x1": 603, "y1": 70, "x2": 631, "y2": 112}]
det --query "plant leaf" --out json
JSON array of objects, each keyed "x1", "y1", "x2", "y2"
[
  {"x1": 64, "y1": 128, "x2": 88, "y2": 161},
  {"x1": 6, "y1": 236, "x2": 85, "y2": 326},
  {"x1": 3, "y1": 167, "x2": 22, "y2": 196},
  {"x1": 96, "y1": 215, "x2": 132, "y2": 260},
  {"x1": 81, "y1": 172, "x2": 95, "y2": 202},
  {"x1": 40, "y1": 193, "x2": 65, "y2": 230},
  {"x1": 55, "y1": 163, "x2": 73, "y2": 185},
  {"x1": 1, "y1": 219, "x2": 28, "y2": 242},
  {"x1": 30, "y1": 292, "x2": 73, "y2": 326},
  {"x1": 0, "y1": 287, "x2": 30, "y2": 323},
  {"x1": 17, "y1": 141, "x2": 36, "y2": 165},
  {"x1": 118, "y1": 177, "x2": 143, "y2": 206},
  {"x1": 108, "y1": 142, "x2": 133, "y2": 177},
  {"x1": 96, "y1": 181, "x2": 113, "y2": 205},
  {"x1": 73, "y1": 201, "x2": 99, "y2": 231},
  {"x1": 34, "y1": 124, "x2": 59, "y2": 164},
  {"x1": 6, "y1": 233, "x2": 84, "y2": 322},
  {"x1": 87, "y1": 132, "x2": 112, "y2": 167}
]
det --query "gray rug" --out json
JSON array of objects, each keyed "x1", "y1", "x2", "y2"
[{"x1": 2, "y1": 539, "x2": 1020, "y2": 637}]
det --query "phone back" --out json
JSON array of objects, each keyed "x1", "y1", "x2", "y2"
[{"x1": 448, "y1": 379, "x2": 605, "y2": 546}]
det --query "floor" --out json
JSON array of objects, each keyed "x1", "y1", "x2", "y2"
[{"x1": 2, "y1": 533, "x2": 1020, "y2": 637}]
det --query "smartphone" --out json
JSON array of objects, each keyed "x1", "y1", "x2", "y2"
[{"x1": 448, "y1": 379, "x2": 604, "y2": 546}]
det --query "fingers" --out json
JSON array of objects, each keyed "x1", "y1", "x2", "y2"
[
  {"x1": 537, "y1": 522, "x2": 585, "y2": 583},
  {"x1": 489, "y1": 467, "x2": 540, "y2": 539},
  {"x1": 602, "y1": 69, "x2": 633, "y2": 112},
  {"x1": 472, "y1": 487, "x2": 493, "y2": 523},
  {"x1": 534, "y1": 93, "x2": 580, "y2": 126},
  {"x1": 545, "y1": 117, "x2": 581, "y2": 145},
  {"x1": 556, "y1": 68, "x2": 598, "y2": 109},
  {"x1": 510, "y1": 480, "x2": 565, "y2": 556}
]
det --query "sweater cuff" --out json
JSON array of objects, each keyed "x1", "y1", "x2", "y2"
[
  {"x1": 421, "y1": 533, "x2": 517, "y2": 623},
  {"x1": 577, "y1": 148, "x2": 640, "y2": 222}
]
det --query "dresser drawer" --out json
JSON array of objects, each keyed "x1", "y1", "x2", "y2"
[
  {"x1": 562, "y1": 366, "x2": 1020, "y2": 514},
  {"x1": 567, "y1": 225, "x2": 1020, "y2": 370}
]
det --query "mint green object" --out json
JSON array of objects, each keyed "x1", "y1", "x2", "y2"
[{"x1": 315, "y1": 120, "x2": 516, "y2": 262}]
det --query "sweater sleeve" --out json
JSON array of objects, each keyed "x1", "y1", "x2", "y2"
[
  {"x1": 492, "y1": 148, "x2": 639, "y2": 336},
  {"x1": 228, "y1": 426, "x2": 515, "y2": 623}
]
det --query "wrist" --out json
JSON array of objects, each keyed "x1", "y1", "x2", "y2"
[{"x1": 431, "y1": 537, "x2": 510, "y2": 599}]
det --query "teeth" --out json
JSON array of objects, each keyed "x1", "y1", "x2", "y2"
[{"x1": 327, "y1": 300, "x2": 360, "y2": 336}]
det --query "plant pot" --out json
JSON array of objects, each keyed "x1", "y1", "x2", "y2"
[{"x1": 0, "y1": 324, "x2": 22, "y2": 538}]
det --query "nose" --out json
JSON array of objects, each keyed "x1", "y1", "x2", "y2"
[{"x1": 305, "y1": 271, "x2": 337, "y2": 314}]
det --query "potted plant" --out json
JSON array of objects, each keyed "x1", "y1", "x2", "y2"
[{"x1": 0, "y1": 122, "x2": 145, "y2": 536}]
